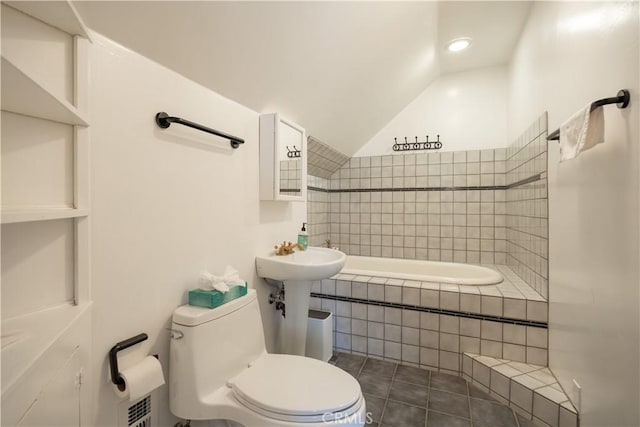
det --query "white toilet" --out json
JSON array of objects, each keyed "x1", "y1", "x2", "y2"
[{"x1": 169, "y1": 289, "x2": 366, "y2": 427}]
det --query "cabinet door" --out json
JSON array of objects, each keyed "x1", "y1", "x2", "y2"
[{"x1": 16, "y1": 348, "x2": 81, "y2": 427}]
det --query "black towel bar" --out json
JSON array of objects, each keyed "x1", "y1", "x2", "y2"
[
  {"x1": 155, "y1": 112, "x2": 245, "y2": 149},
  {"x1": 109, "y1": 333, "x2": 148, "y2": 391},
  {"x1": 547, "y1": 89, "x2": 630, "y2": 141}
]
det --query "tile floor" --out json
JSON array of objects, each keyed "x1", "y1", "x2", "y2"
[{"x1": 332, "y1": 352, "x2": 538, "y2": 427}]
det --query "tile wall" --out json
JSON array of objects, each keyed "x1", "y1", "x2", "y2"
[
  {"x1": 463, "y1": 353, "x2": 578, "y2": 427},
  {"x1": 306, "y1": 113, "x2": 549, "y2": 296},
  {"x1": 310, "y1": 265, "x2": 549, "y2": 376},
  {"x1": 307, "y1": 175, "x2": 330, "y2": 247},
  {"x1": 323, "y1": 150, "x2": 508, "y2": 264},
  {"x1": 505, "y1": 114, "x2": 549, "y2": 298}
]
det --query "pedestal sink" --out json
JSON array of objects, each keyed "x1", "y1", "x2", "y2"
[{"x1": 256, "y1": 247, "x2": 346, "y2": 356}]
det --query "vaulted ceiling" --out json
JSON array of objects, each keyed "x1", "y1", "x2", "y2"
[{"x1": 75, "y1": 1, "x2": 531, "y2": 156}]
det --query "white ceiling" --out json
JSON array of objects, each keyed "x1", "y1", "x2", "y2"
[{"x1": 75, "y1": 1, "x2": 531, "y2": 156}]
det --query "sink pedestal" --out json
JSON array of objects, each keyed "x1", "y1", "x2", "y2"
[
  {"x1": 255, "y1": 247, "x2": 346, "y2": 357},
  {"x1": 280, "y1": 280, "x2": 313, "y2": 355}
]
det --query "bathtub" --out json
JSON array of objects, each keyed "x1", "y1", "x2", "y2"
[{"x1": 341, "y1": 255, "x2": 503, "y2": 286}]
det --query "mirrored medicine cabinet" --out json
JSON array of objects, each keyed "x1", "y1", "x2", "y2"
[{"x1": 259, "y1": 113, "x2": 307, "y2": 202}]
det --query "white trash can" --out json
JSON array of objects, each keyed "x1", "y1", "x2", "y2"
[{"x1": 306, "y1": 309, "x2": 333, "y2": 362}]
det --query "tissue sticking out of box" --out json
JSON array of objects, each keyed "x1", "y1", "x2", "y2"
[{"x1": 199, "y1": 265, "x2": 244, "y2": 293}]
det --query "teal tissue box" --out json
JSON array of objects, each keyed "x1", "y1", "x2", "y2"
[{"x1": 188, "y1": 283, "x2": 248, "y2": 308}]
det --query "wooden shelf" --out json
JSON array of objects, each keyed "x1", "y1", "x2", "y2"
[
  {"x1": 1, "y1": 56, "x2": 89, "y2": 126},
  {"x1": 4, "y1": 0, "x2": 92, "y2": 41},
  {"x1": 1, "y1": 207, "x2": 89, "y2": 224}
]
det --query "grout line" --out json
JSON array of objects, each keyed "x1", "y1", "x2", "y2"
[
  {"x1": 375, "y1": 359, "x2": 397, "y2": 426},
  {"x1": 466, "y1": 379, "x2": 474, "y2": 426}
]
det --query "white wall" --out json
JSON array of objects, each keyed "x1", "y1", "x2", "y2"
[
  {"x1": 355, "y1": 66, "x2": 508, "y2": 157},
  {"x1": 508, "y1": 2, "x2": 639, "y2": 426},
  {"x1": 89, "y1": 33, "x2": 305, "y2": 426}
]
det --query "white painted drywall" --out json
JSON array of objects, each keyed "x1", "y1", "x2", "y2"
[
  {"x1": 89, "y1": 33, "x2": 305, "y2": 426},
  {"x1": 508, "y1": 2, "x2": 639, "y2": 425},
  {"x1": 355, "y1": 66, "x2": 508, "y2": 157}
]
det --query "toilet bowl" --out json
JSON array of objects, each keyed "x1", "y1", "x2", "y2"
[{"x1": 169, "y1": 289, "x2": 366, "y2": 427}]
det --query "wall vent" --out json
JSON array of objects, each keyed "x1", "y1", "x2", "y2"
[
  {"x1": 119, "y1": 395, "x2": 154, "y2": 427},
  {"x1": 129, "y1": 395, "x2": 151, "y2": 426}
]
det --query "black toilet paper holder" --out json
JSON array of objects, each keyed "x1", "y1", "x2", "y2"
[{"x1": 109, "y1": 333, "x2": 149, "y2": 391}]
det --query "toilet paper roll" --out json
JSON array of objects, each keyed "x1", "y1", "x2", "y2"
[{"x1": 113, "y1": 356, "x2": 165, "y2": 401}]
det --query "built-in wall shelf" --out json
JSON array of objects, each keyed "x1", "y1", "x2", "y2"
[
  {"x1": 1, "y1": 7, "x2": 92, "y2": 426},
  {"x1": 1, "y1": 207, "x2": 89, "y2": 224},
  {"x1": 1, "y1": 56, "x2": 89, "y2": 126},
  {"x1": 4, "y1": 0, "x2": 92, "y2": 41}
]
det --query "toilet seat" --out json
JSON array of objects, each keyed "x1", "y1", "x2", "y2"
[{"x1": 227, "y1": 354, "x2": 363, "y2": 423}]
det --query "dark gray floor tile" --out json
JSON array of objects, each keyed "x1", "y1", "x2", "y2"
[
  {"x1": 470, "y1": 397, "x2": 518, "y2": 427},
  {"x1": 430, "y1": 371, "x2": 469, "y2": 395},
  {"x1": 428, "y1": 388, "x2": 471, "y2": 419},
  {"x1": 516, "y1": 414, "x2": 538, "y2": 427},
  {"x1": 358, "y1": 372, "x2": 392, "y2": 398},
  {"x1": 394, "y1": 364, "x2": 431, "y2": 387},
  {"x1": 363, "y1": 394, "x2": 386, "y2": 423},
  {"x1": 336, "y1": 353, "x2": 366, "y2": 376},
  {"x1": 388, "y1": 380, "x2": 429, "y2": 408},
  {"x1": 381, "y1": 400, "x2": 426, "y2": 427},
  {"x1": 468, "y1": 383, "x2": 498, "y2": 402},
  {"x1": 356, "y1": 356, "x2": 523, "y2": 427},
  {"x1": 428, "y1": 410, "x2": 472, "y2": 427},
  {"x1": 362, "y1": 358, "x2": 397, "y2": 378}
]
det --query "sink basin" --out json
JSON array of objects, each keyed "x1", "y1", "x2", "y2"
[
  {"x1": 256, "y1": 247, "x2": 346, "y2": 356},
  {"x1": 256, "y1": 247, "x2": 346, "y2": 281}
]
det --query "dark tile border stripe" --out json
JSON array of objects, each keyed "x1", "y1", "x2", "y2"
[
  {"x1": 308, "y1": 174, "x2": 541, "y2": 194},
  {"x1": 310, "y1": 292, "x2": 548, "y2": 329}
]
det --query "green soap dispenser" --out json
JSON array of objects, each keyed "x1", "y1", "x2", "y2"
[{"x1": 298, "y1": 222, "x2": 308, "y2": 250}]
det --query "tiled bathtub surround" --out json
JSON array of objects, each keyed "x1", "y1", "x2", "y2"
[
  {"x1": 463, "y1": 354, "x2": 578, "y2": 427},
  {"x1": 325, "y1": 149, "x2": 508, "y2": 264},
  {"x1": 308, "y1": 175, "x2": 330, "y2": 247},
  {"x1": 306, "y1": 114, "x2": 549, "y2": 297},
  {"x1": 505, "y1": 114, "x2": 549, "y2": 298},
  {"x1": 310, "y1": 265, "x2": 548, "y2": 376}
]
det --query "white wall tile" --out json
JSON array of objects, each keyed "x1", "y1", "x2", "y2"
[
  {"x1": 420, "y1": 329, "x2": 439, "y2": 349},
  {"x1": 368, "y1": 283, "x2": 384, "y2": 301},
  {"x1": 352, "y1": 319, "x2": 367, "y2": 336},
  {"x1": 367, "y1": 305, "x2": 384, "y2": 322},
  {"x1": 491, "y1": 371, "x2": 511, "y2": 399},
  {"x1": 511, "y1": 380, "x2": 534, "y2": 413},
  {"x1": 460, "y1": 318, "x2": 481, "y2": 337},
  {"x1": 368, "y1": 338, "x2": 384, "y2": 356},
  {"x1": 533, "y1": 394, "x2": 560, "y2": 427},
  {"x1": 385, "y1": 307, "x2": 402, "y2": 325},
  {"x1": 473, "y1": 359, "x2": 491, "y2": 387},
  {"x1": 460, "y1": 336, "x2": 481, "y2": 353},
  {"x1": 503, "y1": 324, "x2": 526, "y2": 345},
  {"x1": 420, "y1": 347, "x2": 439, "y2": 368},
  {"x1": 460, "y1": 294, "x2": 481, "y2": 313},
  {"x1": 384, "y1": 341, "x2": 402, "y2": 359}
]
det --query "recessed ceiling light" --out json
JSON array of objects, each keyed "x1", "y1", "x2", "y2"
[{"x1": 447, "y1": 38, "x2": 472, "y2": 52}]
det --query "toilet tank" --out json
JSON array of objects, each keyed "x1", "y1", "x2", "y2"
[{"x1": 169, "y1": 289, "x2": 267, "y2": 419}]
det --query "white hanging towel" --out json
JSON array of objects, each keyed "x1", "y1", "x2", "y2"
[{"x1": 559, "y1": 105, "x2": 605, "y2": 162}]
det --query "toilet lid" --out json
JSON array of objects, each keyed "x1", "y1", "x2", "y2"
[{"x1": 227, "y1": 354, "x2": 362, "y2": 422}]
